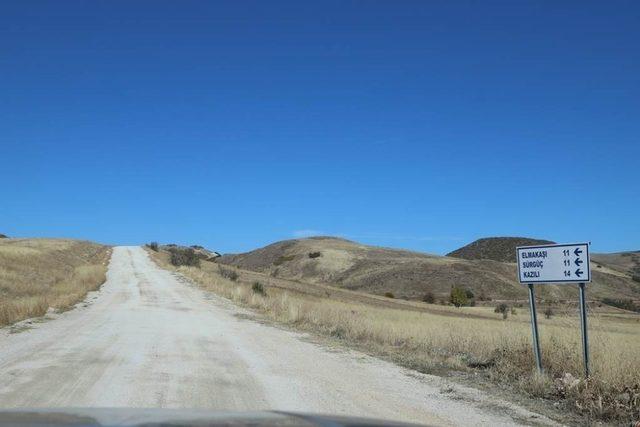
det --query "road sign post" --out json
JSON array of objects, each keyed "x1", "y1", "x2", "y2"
[
  {"x1": 516, "y1": 243, "x2": 591, "y2": 376},
  {"x1": 527, "y1": 283, "x2": 543, "y2": 373},
  {"x1": 578, "y1": 282, "x2": 590, "y2": 377}
]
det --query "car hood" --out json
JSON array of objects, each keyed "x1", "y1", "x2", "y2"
[{"x1": 0, "y1": 408, "x2": 427, "y2": 427}]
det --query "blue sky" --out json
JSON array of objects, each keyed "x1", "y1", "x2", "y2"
[{"x1": 1, "y1": 1, "x2": 638, "y2": 254}]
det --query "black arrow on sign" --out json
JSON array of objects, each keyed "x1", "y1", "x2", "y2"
[
  {"x1": 575, "y1": 269, "x2": 583, "y2": 277},
  {"x1": 574, "y1": 247, "x2": 583, "y2": 256},
  {"x1": 575, "y1": 258, "x2": 583, "y2": 266}
]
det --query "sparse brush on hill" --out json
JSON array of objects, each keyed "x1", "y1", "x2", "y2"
[
  {"x1": 0, "y1": 234, "x2": 8, "y2": 239},
  {"x1": 217, "y1": 237, "x2": 640, "y2": 303},
  {"x1": 146, "y1": 242, "x2": 159, "y2": 251},
  {"x1": 169, "y1": 247, "x2": 200, "y2": 267}
]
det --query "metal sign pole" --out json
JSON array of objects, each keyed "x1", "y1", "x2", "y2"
[
  {"x1": 578, "y1": 282, "x2": 590, "y2": 378},
  {"x1": 527, "y1": 283, "x2": 543, "y2": 373}
]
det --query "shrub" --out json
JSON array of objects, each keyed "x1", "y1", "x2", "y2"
[
  {"x1": 632, "y1": 275, "x2": 640, "y2": 284},
  {"x1": 450, "y1": 287, "x2": 468, "y2": 307},
  {"x1": 465, "y1": 289, "x2": 475, "y2": 299},
  {"x1": 478, "y1": 292, "x2": 491, "y2": 302},
  {"x1": 169, "y1": 247, "x2": 200, "y2": 267},
  {"x1": 308, "y1": 251, "x2": 321, "y2": 259},
  {"x1": 601, "y1": 298, "x2": 639, "y2": 312},
  {"x1": 544, "y1": 308, "x2": 554, "y2": 319},
  {"x1": 252, "y1": 281, "x2": 266, "y2": 296},
  {"x1": 510, "y1": 307, "x2": 517, "y2": 315},
  {"x1": 274, "y1": 255, "x2": 295, "y2": 266},
  {"x1": 422, "y1": 292, "x2": 435, "y2": 304},
  {"x1": 218, "y1": 266, "x2": 238, "y2": 281},
  {"x1": 147, "y1": 242, "x2": 159, "y2": 252},
  {"x1": 494, "y1": 303, "x2": 509, "y2": 319},
  {"x1": 384, "y1": 292, "x2": 395, "y2": 298}
]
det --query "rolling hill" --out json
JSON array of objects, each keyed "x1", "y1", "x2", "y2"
[
  {"x1": 446, "y1": 237, "x2": 555, "y2": 262},
  {"x1": 218, "y1": 237, "x2": 640, "y2": 302}
]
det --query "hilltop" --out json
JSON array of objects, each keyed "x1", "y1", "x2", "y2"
[
  {"x1": 446, "y1": 237, "x2": 555, "y2": 262},
  {"x1": 218, "y1": 237, "x2": 640, "y2": 302}
]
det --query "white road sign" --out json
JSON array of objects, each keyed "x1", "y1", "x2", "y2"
[{"x1": 517, "y1": 243, "x2": 591, "y2": 284}]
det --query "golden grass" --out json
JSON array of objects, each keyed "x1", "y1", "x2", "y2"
[
  {"x1": 0, "y1": 238, "x2": 111, "y2": 326},
  {"x1": 148, "y1": 250, "x2": 640, "y2": 423}
]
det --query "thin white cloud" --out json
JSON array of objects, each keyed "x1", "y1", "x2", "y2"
[{"x1": 292, "y1": 230, "x2": 462, "y2": 242}]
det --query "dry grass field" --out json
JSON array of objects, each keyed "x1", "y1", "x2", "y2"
[
  {"x1": 149, "y1": 248, "x2": 640, "y2": 424},
  {"x1": 0, "y1": 238, "x2": 111, "y2": 326}
]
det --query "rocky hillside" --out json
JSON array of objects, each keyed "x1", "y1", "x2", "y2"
[
  {"x1": 218, "y1": 237, "x2": 640, "y2": 302},
  {"x1": 446, "y1": 237, "x2": 555, "y2": 262}
]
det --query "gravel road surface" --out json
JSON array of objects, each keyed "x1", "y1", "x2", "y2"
[{"x1": 0, "y1": 247, "x2": 556, "y2": 426}]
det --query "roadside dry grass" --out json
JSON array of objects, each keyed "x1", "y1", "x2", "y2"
[
  {"x1": 149, "y1": 250, "x2": 640, "y2": 424},
  {"x1": 0, "y1": 239, "x2": 111, "y2": 326}
]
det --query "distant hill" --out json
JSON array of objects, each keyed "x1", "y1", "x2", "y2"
[
  {"x1": 592, "y1": 251, "x2": 640, "y2": 280},
  {"x1": 0, "y1": 234, "x2": 7, "y2": 239},
  {"x1": 218, "y1": 237, "x2": 640, "y2": 302},
  {"x1": 446, "y1": 237, "x2": 555, "y2": 263}
]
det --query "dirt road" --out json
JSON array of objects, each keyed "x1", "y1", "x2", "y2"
[{"x1": 0, "y1": 247, "x2": 555, "y2": 426}]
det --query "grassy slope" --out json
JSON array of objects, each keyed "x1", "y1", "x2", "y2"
[
  {"x1": 218, "y1": 237, "x2": 640, "y2": 302},
  {"x1": 149, "y1": 247, "x2": 640, "y2": 424},
  {"x1": 0, "y1": 238, "x2": 111, "y2": 326}
]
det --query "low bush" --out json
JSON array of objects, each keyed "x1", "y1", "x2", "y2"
[
  {"x1": 169, "y1": 247, "x2": 200, "y2": 267},
  {"x1": 218, "y1": 266, "x2": 238, "y2": 281},
  {"x1": 384, "y1": 292, "x2": 395, "y2": 298},
  {"x1": 544, "y1": 308, "x2": 554, "y2": 319},
  {"x1": 422, "y1": 292, "x2": 435, "y2": 304},
  {"x1": 252, "y1": 281, "x2": 266, "y2": 296},
  {"x1": 494, "y1": 303, "x2": 509, "y2": 319},
  {"x1": 308, "y1": 251, "x2": 321, "y2": 259},
  {"x1": 147, "y1": 242, "x2": 159, "y2": 252}
]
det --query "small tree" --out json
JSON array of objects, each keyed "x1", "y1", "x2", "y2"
[
  {"x1": 544, "y1": 308, "x2": 554, "y2": 319},
  {"x1": 450, "y1": 287, "x2": 468, "y2": 307},
  {"x1": 147, "y1": 242, "x2": 159, "y2": 251}
]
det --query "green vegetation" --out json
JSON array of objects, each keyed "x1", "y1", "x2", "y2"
[
  {"x1": 449, "y1": 287, "x2": 468, "y2": 307},
  {"x1": 147, "y1": 242, "x2": 159, "y2": 251},
  {"x1": 384, "y1": 292, "x2": 395, "y2": 298},
  {"x1": 251, "y1": 281, "x2": 266, "y2": 295},
  {"x1": 308, "y1": 251, "x2": 321, "y2": 259}
]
